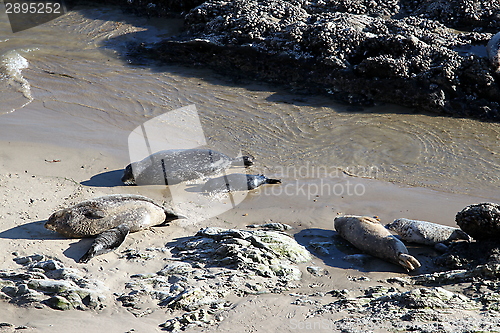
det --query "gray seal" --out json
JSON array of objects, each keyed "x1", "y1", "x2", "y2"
[
  {"x1": 45, "y1": 194, "x2": 184, "y2": 263},
  {"x1": 121, "y1": 149, "x2": 254, "y2": 185},
  {"x1": 487, "y1": 32, "x2": 500, "y2": 72},
  {"x1": 201, "y1": 174, "x2": 281, "y2": 193},
  {"x1": 334, "y1": 215, "x2": 421, "y2": 271},
  {"x1": 385, "y1": 218, "x2": 471, "y2": 245}
]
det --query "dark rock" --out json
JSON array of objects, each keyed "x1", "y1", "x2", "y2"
[
  {"x1": 132, "y1": 0, "x2": 500, "y2": 120},
  {"x1": 434, "y1": 239, "x2": 500, "y2": 270},
  {"x1": 455, "y1": 202, "x2": 500, "y2": 240}
]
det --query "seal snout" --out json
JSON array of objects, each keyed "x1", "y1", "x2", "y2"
[
  {"x1": 242, "y1": 155, "x2": 254, "y2": 167},
  {"x1": 121, "y1": 164, "x2": 136, "y2": 185},
  {"x1": 44, "y1": 220, "x2": 57, "y2": 231},
  {"x1": 165, "y1": 210, "x2": 187, "y2": 221},
  {"x1": 45, "y1": 209, "x2": 69, "y2": 231}
]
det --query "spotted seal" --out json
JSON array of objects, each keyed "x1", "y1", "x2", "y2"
[
  {"x1": 201, "y1": 174, "x2": 281, "y2": 193},
  {"x1": 334, "y1": 215, "x2": 421, "y2": 271},
  {"x1": 121, "y1": 149, "x2": 254, "y2": 185},
  {"x1": 487, "y1": 32, "x2": 500, "y2": 72},
  {"x1": 45, "y1": 194, "x2": 184, "y2": 263},
  {"x1": 385, "y1": 218, "x2": 471, "y2": 245}
]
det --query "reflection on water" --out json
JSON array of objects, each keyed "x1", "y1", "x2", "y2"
[{"x1": 0, "y1": 5, "x2": 498, "y2": 199}]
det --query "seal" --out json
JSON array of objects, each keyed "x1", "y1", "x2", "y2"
[
  {"x1": 121, "y1": 149, "x2": 254, "y2": 185},
  {"x1": 45, "y1": 194, "x2": 184, "y2": 263},
  {"x1": 487, "y1": 32, "x2": 500, "y2": 72},
  {"x1": 385, "y1": 218, "x2": 471, "y2": 245},
  {"x1": 201, "y1": 174, "x2": 281, "y2": 193},
  {"x1": 334, "y1": 215, "x2": 421, "y2": 271}
]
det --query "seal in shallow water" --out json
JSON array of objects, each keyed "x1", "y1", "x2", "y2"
[
  {"x1": 121, "y1": 149, "x2": 254, "y2": 185},
  {"x1": 45, "y1": 194, "x2": 184, "y2": 263},
  {"x1": 334, "y1": 215, "x2": 421, "y2": 271},
  {"x1": 201, "y1": 174, "x2": 281, "y2": 193},
  {"x1": 385, "y1": 218, "x2": 471, "y2": 245},
  {"x1": 487, "y1": 32, "x2": 500, "y2": 72}
]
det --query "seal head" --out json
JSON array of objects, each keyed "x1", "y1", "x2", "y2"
[{"x1": 202, "y1": 174, "x2": 281, "y2": 193}]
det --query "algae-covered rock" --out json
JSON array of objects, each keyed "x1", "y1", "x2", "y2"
[
  {"x1": 45, "y1": 295, "x2": 72, "y2": 311},
  {"x1": 27, "y1": 280, "x2": 72, "y2": 293},
  {"x1": 0, "y1": 254, "x2": 107, "y2": 311},
  {"x1": 119, "y1": 227, "x2": 311, "y2": 320},
  {"x1": 179, "y1": 227, "x2": 311, "y2": 280}
]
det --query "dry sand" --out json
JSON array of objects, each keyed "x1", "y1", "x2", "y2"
[{"x1": 0, "y1": 140, "x2": 497, "y2": 332}]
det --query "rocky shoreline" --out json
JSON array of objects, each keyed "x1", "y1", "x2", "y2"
[
  {"x1": 3, "y1": 223, "x2": 500, "y2": 332},
  {"x1": 85, "y1": 0, "x2": 500, "y2": 120}
]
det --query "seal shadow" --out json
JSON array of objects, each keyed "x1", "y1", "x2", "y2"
[
  {"x1": 165, "y1": 236, "x2": 197, "y2": 250},
  {"x1": 80, "y1": 169, "x2": 124, "y2": 187},
  {"x1": 294, "y1": 228, "x2": 436, "y2": 275},
  {"x1": 0, "y1": 220, "x2": 62, "y2": 240},
  {"x1": 183, "y1": 184, "x2": 204, "y2": 193},
  {"x1": 63, "y1": 238, "x2": 95, "y2": 263},
  {"x1": 0, "y1": 220, "x2": 96, "y2": 262}
]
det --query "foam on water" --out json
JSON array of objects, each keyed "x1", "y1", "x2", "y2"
[{"x1": 0, "y1": 49, "x2": 33, "y2": 114}]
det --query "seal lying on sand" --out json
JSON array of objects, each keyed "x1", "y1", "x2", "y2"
[
  {"x1": 385, "y1": 218, "x2": 471, "y2": 245},
  {"x1": 334, "y1": 215, "x2": 421, "y2": 271},
  {"x1": 201, "y1": 174, "x2": 281, "y2": 193},
  {"x1": 121, "y1": 149, "x2": 254, "y2": 185},
  {"x1": 487, "y1": 32, "x2": 500, "y2": 72},
  {"x1": 45, "y1": 194, "x2": 184, "y2": 263}
]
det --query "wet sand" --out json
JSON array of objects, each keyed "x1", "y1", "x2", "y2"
[{"x1": 0, "y1": 140, "x2": 496, "y2": 332}]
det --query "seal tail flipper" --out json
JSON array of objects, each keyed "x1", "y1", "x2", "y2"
[
  {"x1": 450, "y1": 229, "x2": 472, "y2": 243},
  {"x1": 163, "y1": 209, "x2": 187, "y2": 223},
  {"x1": 265, "y1": 178, "x2": 281, "y2": 184},
  {"x1": 230, "y1": 155, "x2": 254, "y2": 167},
  {"x1": 78, "y1": 224, "x2": 130, "y2": 263},
  {"x1": 397, "y1": 253, "x2": 421, "y2": 271}
]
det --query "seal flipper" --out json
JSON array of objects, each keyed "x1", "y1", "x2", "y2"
[
  {"x1": 264, "y1": 178, "x2": 281, "y2": 184},
  {"x1": 397, "y1": 253, "x2": 421, "y2": 271},
  {"x1": 79, "y1": 224, "x2": 130, "y2": 263},
  {"x1": 230, "y1": 155, "x2": 254, "y2": 167},
  {"x1": 81, "y1": 207, "x2": 106, "y2": 219}
]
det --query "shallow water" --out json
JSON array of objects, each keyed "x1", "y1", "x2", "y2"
[{"x1": 0, "y1": 4, "x2": 499, "y2": 200}]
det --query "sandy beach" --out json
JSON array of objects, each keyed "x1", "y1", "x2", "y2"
[{"x1": 1, "y1": 140, "x2": 498, "y2": 332}]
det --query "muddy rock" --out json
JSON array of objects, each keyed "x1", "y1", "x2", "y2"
[{"x1": 455, "y1": 202, "x2": 500, "y2": 240}]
